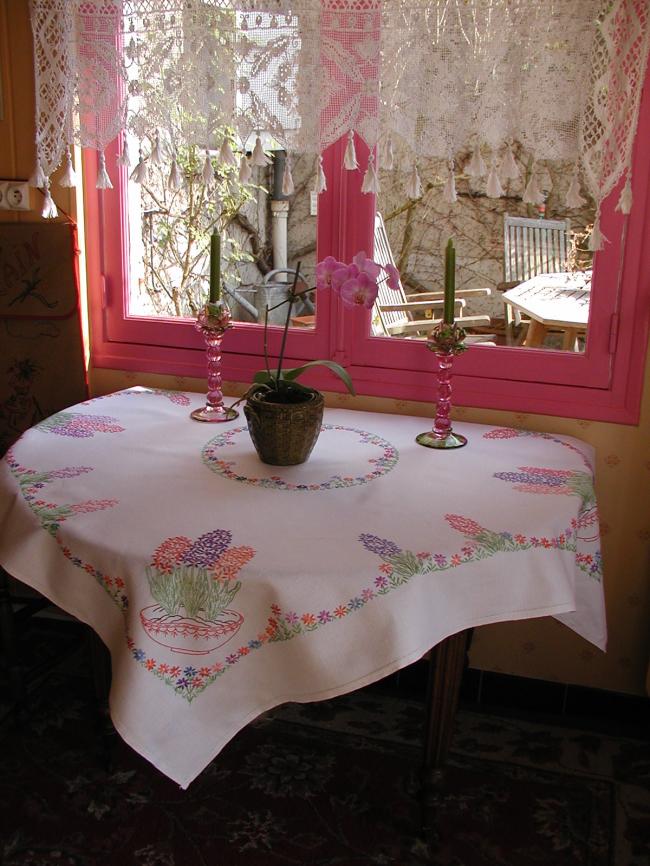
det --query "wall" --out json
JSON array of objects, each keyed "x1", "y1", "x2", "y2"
[{"x1": 2, "y1": 0, "x2": 649, "y2": 696}]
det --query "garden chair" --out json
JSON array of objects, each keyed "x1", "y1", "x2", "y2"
[
  {"x1": 498, "y1": 214, "x2": 571, "y2": 332},
  {"x1": 372, "y1": 212, "x2": 493, "y2": 340}
]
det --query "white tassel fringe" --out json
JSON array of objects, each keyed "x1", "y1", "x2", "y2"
[
  {"x1": 251, "y1": 136, "x2": 270, "y2": 167},
  {"x1": 219, "y1": 139, "x2": 238, "y2": 167},
  {"x1": 566, "y1": 174, "x2": 587, "y2": 208},
  {"x1": 588, "y1": 216, "x2": 605, "y2": 251},
  {"x1": 117, "y1": 139, "x2": 131, "y2": 168},
  {"x1": 202, "y1": 151, "x2": 215, "y2": 184},
  {"x1": 361, "y1": 154, "x2": 380, "y2": 194},
  {"x1": 466, "y1": 144, "x2": 487, "y2": 177},
  {"x1": 239, "y1": 155, "x2": 252, "y2": 184},
  {"x1": 96, "y1": 150, "x2": 113, "y2": 189},
  {"x1": 150, "y1": 133, "x2": 163, "y2": 165},
  {"x1": 41, "y1": 184, "x2": 58, "y2": 219},
  {"x1": 344, "y1": 130, "x2": 358, "y2": 170},
  {"x1": 383, "y1": 137, "x2": 394, "y2": 171},
  {"x1": 59, "y1": 149, "x2": 77, "y2": 188},
  {"x1": 29, "y1": 161, "x2": 46, "y2": 188},
  {"x1": 168, "y1": 159, "x2": 182, "y2": 190},
  {"x1": 314, "y1": 155, "x2": 327, "y2": 193},
  {"x1": 523, "y1": 171, "x2": 544, "y2": 205},
  {"x1": 406, "y1": 163, "x2": 422, "y2": 199},
  {"x1": 443, "y1": 162, "x2": 457, "y2": 204},
  {"x1": 486, "y1": 159, "x2": 505, "y2": 198},
  {"x1": 500, "y1": 144, "x2": 520, "y2": 181},
  {"x1": 130, "y1": 154, "x2": 149, "y2": 184}
]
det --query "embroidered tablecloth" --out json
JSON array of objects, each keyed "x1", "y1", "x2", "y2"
[{"x1": 0, "y1": 387, "x2": 606, "y2": 787}]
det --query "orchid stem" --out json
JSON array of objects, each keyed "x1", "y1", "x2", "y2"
[{"x1": 276, "y1": 262, "x2": 302, "y2": 386}]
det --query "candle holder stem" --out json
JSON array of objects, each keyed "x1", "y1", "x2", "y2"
[
  {"x1": 416, "y1": 322, "x2": 467, "y2": 449},
  {"x1": 191, "y1": 302, "x2": 239, "y2": 423}
]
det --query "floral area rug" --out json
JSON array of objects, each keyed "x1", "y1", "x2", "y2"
[{"x1": 1, "y1": 620, "x2": 648, "y2": 866}]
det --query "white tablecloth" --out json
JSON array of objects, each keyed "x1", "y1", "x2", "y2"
[{"x1": 0, "y1": 387, "x2": 606, "y2": 787}]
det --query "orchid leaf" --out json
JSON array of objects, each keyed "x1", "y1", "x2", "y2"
[
  {"x1": 281, "y1": 360, "x2": 356, "y2": 395},
  {"x1": 253, "y1": 360, "x2": 355, "y2": 395}
]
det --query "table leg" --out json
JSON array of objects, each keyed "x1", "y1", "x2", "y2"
[
  {"x1": 562, "y1": 328, "x2": 579, "y2": 351},
  {"x1": 0, "y1": 567, "x2": 23, "y2": 712},
  {"x1": 419, "y1": 629, "x2": 472, "y2": 834},
  {"x1": 523, "y1": 319, "x2": 548, "y2": 347}
]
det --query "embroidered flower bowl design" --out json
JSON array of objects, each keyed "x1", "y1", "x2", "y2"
[
  {"x1": 140, "y1": 605, "x2": 243, "y2": 655},
  {"x1": 142, "y1": 530, "x2": 255, "y2": 655}
]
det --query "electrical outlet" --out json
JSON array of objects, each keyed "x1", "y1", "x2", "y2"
[{"x1": 0, "y1": 180, "x2": 30, "y2": 211}]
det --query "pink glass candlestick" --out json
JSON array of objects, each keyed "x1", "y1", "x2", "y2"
[
  {"x1": 416, "y1": 323, "x2": 467, "y2": 449},
  {"x1": 191, "y1": 302, "x2": 239, "y2": 423}
]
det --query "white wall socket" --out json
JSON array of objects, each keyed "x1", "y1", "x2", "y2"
[{"x1": 0, "y1": 180, "x2": 31, "y2": 211}]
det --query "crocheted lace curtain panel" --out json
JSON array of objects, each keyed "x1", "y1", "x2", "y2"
[{"x1": 30, "y1": 0, "x2": 649, "y2": 243}]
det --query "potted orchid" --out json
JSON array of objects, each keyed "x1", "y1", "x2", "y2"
[{"x1": 244, "y1": 252, "x2": 400, "y2": 465}]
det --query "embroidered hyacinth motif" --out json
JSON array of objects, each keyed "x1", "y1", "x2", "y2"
[
  {"x1": 493, "y1": 467, "x2": 595, "y2": 508},
  {"x1": 36, "y1": 412, "x2": 124, "y2": 437},
  {"x1": 484, "y1": 428, "x2": 601, "y2": 578},
  {"x1": 85, "y1": 387, "x2": 192, "y2": 406},
  {"x1": 140, "y1": 530, "x2": 256, "y2": 697},
  {"x1": 5, "y1": 452, "x2": 125, "y2": 607},
  {"x1": 145, "y1": 529, "x2": 253, "y2": 620}
]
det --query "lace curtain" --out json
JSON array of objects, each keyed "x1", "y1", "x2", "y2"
[{"x1": 30, "y1": 0, "x2": 649, "y2": 246}]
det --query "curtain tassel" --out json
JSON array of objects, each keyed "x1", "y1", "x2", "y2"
[
  {"x1": 168, "y1": 158, "x2": 182, "y2": 190},
  {"x1": 95, "y1": 150, "x2": 113, "y2": 189},
  {"x1": 219, "y1": 139, "x2": 238, "y2": 167},
  {"x1": 523, "y1": 170, "x2": 544, "y2": 205},
  {"x1": 314, "y1": 155, "x2": 327, "y2": 193},
  {"x1": 616, "y1": 176, "x2": 633, "y2": 214},
  {"x1": 500, "y1": 144, "x2": 520, "y2": 181},
  {"x1": 130, "y1": 152, "x2": 149, "y2": 185},
  {"x1": 117, "y1": 138, "x2": 131, "y2": 168},
  {"x1": 383, "y1": 137, "x2": 394, "y2": 171},
  {"x1": 486, "y1": 159, "x2": 505, "y2": 198},
  {"x1": 406, "y1": 163, "x2": 422, "y2": 200},
  {"x1": 466, "y1": 144, "x2": 486, "y2": 178},
  {"x1": 251, "y1": 135, "x2": 270, "y2": 167},
  {"x1": 41, "y1": 182, "x2": 58, "y2": 219},
  {"x1": 344, "y1": 130, "x2": 358, "y2": 170},
  {"x1": 361, "y1": 153, "x2": 380, "y2": 194},
  {"x1": 58, "y1": 148, "x2": 77, "y2": 188},
  {"x1": 202, "y1": 151, "x2": 215, "y2": 184},
  {"x1": 281, "y1": 156, "x2": 295, "y2": 195},
  {"x1": 150, "y1": 131, "x2": 163, "y2": 165},
  {"x1": 239, "y1": 155, "x2": 252, "y2": 184},
  {"x1": 443, "y1": 161, "x2": 457, "y2": 204},
  {"x1": 565, "y1": 173, "x2": 587, "y2": 208},
  {"x1": 588, "y1": 214, "x2": 608, "y2": 252},
  {"x1": 29, "y1": 160, "x2": 46, "y2": 188}
]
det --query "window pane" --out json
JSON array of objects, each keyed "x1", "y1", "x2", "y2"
[
  {"x1": 125, "y1": 138, "x2": 317, "y2": 330},
  {"x1": 373, "y1": 149, "x2": 597, "y2": 353}
]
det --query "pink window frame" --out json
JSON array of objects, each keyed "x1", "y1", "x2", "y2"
[{"x1": 84, "y1": 72, "x2": 650, "y2": 425}]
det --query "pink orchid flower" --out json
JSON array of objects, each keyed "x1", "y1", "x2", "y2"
[
  {"x1": 339, "y1": 270, "x2": 380, "y2": 309},
  {"x1": 352, "y1": 251, "x2": 382, "y2": 281},
  {"x1": 383, "y1": 262, "x2": 400, "y2": 290},
  {"x1": 315, "y1": 255, "x2": 346, "y2": 290}
]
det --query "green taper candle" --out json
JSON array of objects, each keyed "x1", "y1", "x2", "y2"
[
  {"x1": 443, "y1": 238, "x2": 456, "y2": 324},
  {"x1": 209, "y1": 230, "x2": 221, "y2": 303}
]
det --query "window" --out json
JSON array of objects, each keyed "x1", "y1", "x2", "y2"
[{"x1": 83, "y1": 44, "x2": 650, "y2": 425}]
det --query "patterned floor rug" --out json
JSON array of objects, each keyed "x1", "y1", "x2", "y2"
[{"x1": 1, "y1": 620, "x2": 648, "y2": 866}]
